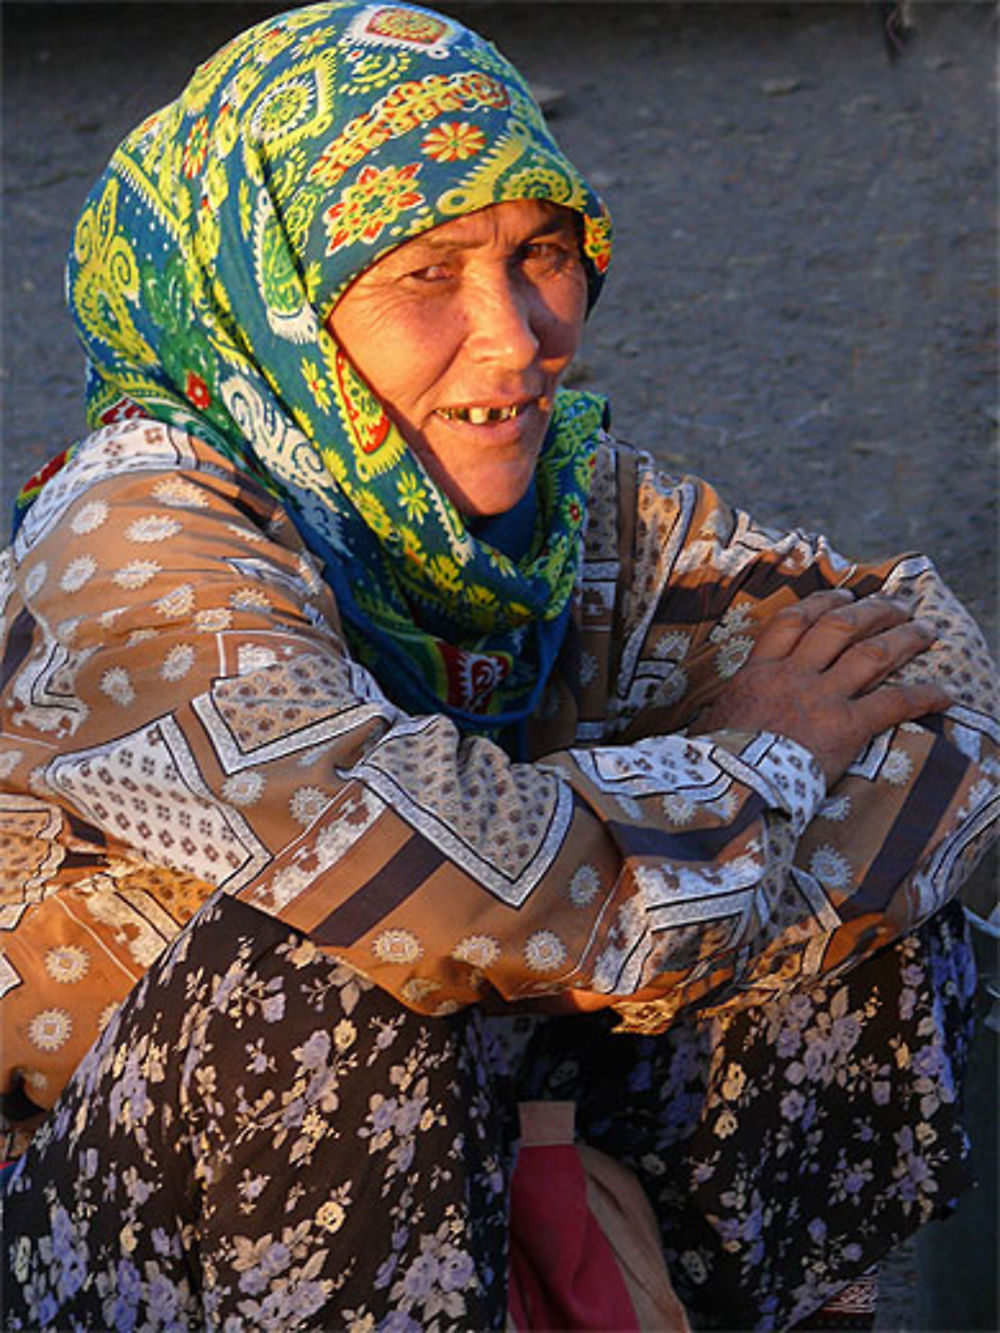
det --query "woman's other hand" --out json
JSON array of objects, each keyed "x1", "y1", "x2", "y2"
[{"x1": 692, "y1": 589, "x2": 952, "y2": 785}]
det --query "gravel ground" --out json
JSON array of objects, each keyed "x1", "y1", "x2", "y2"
[{"x1": 2, "y1": 3, "x2": 997, "y2": 1329}]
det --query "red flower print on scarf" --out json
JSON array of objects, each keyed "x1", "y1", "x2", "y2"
[
  {"x1": 185, "y1": 372, "x2": 211, "y2": 409},
  {"x1": 324, "y1": 163, "x2": 424, "y2": 254}
]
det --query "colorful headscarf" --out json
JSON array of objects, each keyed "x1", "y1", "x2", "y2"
[{"x1": 62, "y1": 1, "x2": 613, "y2": 733}]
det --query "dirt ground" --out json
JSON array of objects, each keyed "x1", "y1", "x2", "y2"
[{"x1": 2, "y1": 3, "x2": 997, "y2": 1329}]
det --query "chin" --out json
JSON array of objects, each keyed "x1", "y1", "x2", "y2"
[{"x1": 459, "y1": 473, "x2": 535, "y2": 518}]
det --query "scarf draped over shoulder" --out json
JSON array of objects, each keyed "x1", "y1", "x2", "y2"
[{"x1": 59, "y1": 1, "x2": 614, "y2": 730}]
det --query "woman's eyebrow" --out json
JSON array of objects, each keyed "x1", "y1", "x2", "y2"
[
  {"x1": 399, "y1": 236, "x2": 474, "y2": 259},
  {"x1": 392, "y1": 217, "x2": 578, "y2": 264}
]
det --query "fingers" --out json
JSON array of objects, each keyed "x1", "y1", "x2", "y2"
[
  {"x1": 754, "y1": 591, "x2": 937, "y2": 685},
  {"x1": 752, "y1": 588, "x2": 855, "y2": 662},
  {"x1": 791, "y1": 594, "x2": 912, "y2": 672},
  {"x1": 849, "y1": 677, "x2": 952, "y2": 739},
  {"x1": 825, "y1": 617, "x2": 937, "y2": 696}
]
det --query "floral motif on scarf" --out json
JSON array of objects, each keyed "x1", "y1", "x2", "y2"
[{"x1": 61, "y1": 1, "x2": 613, "y2": 728}]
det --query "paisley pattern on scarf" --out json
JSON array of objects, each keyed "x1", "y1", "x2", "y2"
[{"x1": 59, "y1": 1, "x2": 613, "y2": 727}]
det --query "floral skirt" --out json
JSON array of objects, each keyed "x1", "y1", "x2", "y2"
[{"x1": 2, "y1": 894, "x2": 976, "y2": 1332}]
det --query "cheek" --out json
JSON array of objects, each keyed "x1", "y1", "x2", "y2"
[
  {"x1": 378, "y1": 330, "x2": 458, "y2": 421},
  {"x1": 329, "y1": 304, "x2": 454, "y2": 414},
  {"x1": 545, "y1": 278, "x2": 588, "y2": 358}
]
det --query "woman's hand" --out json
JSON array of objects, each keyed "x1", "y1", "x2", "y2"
[{"x1": 692, "y1": 589, "x2": 951, "y2": 785}]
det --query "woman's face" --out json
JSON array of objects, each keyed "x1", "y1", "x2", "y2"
[{"x1": 327, "y1": 199, "x2": 588, "y2": 517}]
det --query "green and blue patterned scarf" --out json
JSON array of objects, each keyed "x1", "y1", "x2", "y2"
[{"x1": 63, "y1": 1, "x2": 613, "y2": 735}]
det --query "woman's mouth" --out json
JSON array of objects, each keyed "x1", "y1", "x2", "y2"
[{"x1": 436, "y1": 403, "x2": 529, "y2": 425}]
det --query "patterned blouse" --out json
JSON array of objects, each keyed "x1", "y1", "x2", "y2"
[{"x1": 1, "y1": 418, "x2": 996, "y2": 1145}]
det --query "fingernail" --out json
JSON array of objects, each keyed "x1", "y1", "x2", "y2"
[{"x1": 914, "y1": 619, "x2": 937, "y2": 637}]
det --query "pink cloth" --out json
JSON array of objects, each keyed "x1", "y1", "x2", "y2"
[{"x1": 508, "y1": 1102, "x2": 690, "y2": 1332}]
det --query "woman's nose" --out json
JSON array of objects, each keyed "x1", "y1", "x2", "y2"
[{"x1": 464, "y1": 274, "x2": 541, "y2": 369}]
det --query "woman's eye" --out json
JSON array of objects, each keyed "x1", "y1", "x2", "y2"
[
  {"x1": 520, "y1": 240, "x2": 576, "y2": 273},
  {"x1": 405, "y1": 263, "x2": 452, "y2": 284}
]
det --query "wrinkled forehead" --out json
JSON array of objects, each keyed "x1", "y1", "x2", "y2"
[{"x1": 138, "y1": 0, "x2": 612, "y2": 315}]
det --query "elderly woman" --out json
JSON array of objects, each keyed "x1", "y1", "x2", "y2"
[{"x1": 2, "y1": 3, "x2": 995, "y2": 1330}]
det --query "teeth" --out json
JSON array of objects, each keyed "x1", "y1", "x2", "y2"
[{"x1": 439, "y1": 404, "x2": 523, "y2": 424}]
